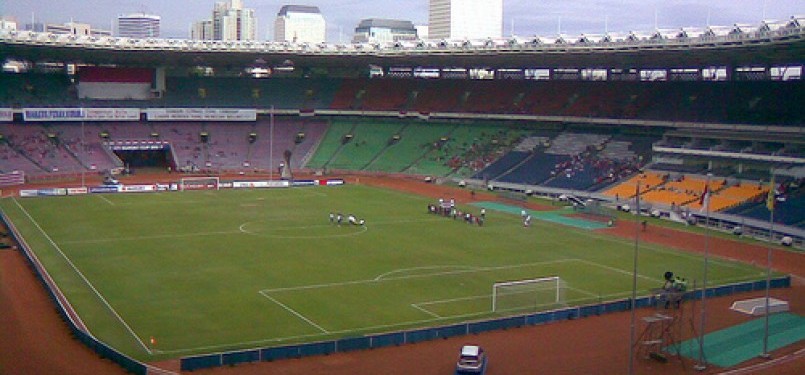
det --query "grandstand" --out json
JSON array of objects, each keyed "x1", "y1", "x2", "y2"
[{"x1": 0, "y1": 12, "x2": 803, "y2": 375}]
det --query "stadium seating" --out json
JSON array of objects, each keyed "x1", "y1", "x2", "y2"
[
  {"x1": 602, "y1": 172, "x2": 667, "y2": 199},
  {"x1": 0, "y1": 124, "x2": 86, "y2": 174},
  {"x1": 726, "y1": 179, "x2": 804, "y2": 228}
]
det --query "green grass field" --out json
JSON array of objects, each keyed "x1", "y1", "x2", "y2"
[{"x1": 0, "y1": 185, "x2": 769, "y2": 361}]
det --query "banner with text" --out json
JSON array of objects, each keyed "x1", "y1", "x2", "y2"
[
  {"x1": 0, "y1": 109, "x2": 13, "y2": 122},
  {"x1": 23, "y1": 108, "x2": 140, "y2": 122},
  {"x1": 146, "y1": 108, "x2": 257, "y2": 122},
  {"x1": 232, "y1": 180, "x2": 289, "y2": 189}
]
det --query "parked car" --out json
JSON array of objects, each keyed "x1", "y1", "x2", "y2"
[{"x1": 455, "y1": 345, "x2": 487, "y2": 374}]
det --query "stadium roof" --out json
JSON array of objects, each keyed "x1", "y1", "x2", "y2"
[
  {"x1": 277, "y1": 5, "x2": 321, "y2": 17},
  {"x1": 0, "y1": 17, "x2": 802, "y2": 71},
  {"x1": 356, "y1": 19, "x2": 416, "y2": 31}
]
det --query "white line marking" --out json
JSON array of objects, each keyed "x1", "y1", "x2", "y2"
[
  {"x1": 60, "y1": 230, "x2": 242, "y2": 244},
  {"x1": 374, "y1": 265, "x2": 481, "y2": 281},
  {"x1": 415, "y1": 293, "x2": 490, "y2": 307},
  {"x1": 12, "y1": 198, "x2": 152, "y2": 355},
  {"x1": 410, "y1": 303, "x2": 441, "y2": 318},
  {"x1": 96, "y1": 194, "x2": 115, "y2": 206},
  {"x1": 258, "y1": 291, "x2": 329, "y2": 333},
  {"x1": 574, "y1": 259, "x2": 663, "y2": 283},
  {"x1": 239, "y1": 222, "x2": 369, "y2": 239},
  {"x1": 261, "y1": 258, "x2": 576, "y2": 294}
]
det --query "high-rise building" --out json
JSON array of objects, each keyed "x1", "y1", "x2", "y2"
[
  {"x1": 116, "y1": 13, "x2": 160, "y2": 38},
  {"x1": 274, "y1": 5, "x2": 325, "y2": 44},
  {"x1": 0, "y1": 17, "x2": 17, "y2": 31},
  {"x1": 428, "y1": 0, "x2": 503, "y2": 40},
  {"x1": 190, "y1": 19, "x2": 214, "y2": 40},
  {"x1": 210, "y1": 0, "x2": 256, "y2": 41},
  {"x1": 46, "y1": 22, "x2": 111, "y2": 37},
  {"x1": 352, "y1": 19, "x2": 417, "y2": 44}
]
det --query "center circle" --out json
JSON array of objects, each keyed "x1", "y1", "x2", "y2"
[{"x1": 238, "y1": 221, "x2": 368, "y2": 239}]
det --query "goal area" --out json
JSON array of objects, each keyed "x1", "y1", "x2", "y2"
[
  {"x1": 492, "y1": 276, "x2": 566, "y2": 313},
  {"x1": 180, "y1": 177, "x2": 220, "y2": 191}
]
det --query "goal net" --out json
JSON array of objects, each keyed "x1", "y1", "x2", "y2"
[
  {"x1": 492, "y1": 276, "x2": 566, "y2": 313},
  {"x1": 180, "y1": 177, "x2": 220, "y2": 191}
]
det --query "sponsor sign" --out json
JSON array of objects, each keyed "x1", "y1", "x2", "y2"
[
  {"x1": 37, "y1": 188, "x2": 67, "y2": 196},
  {"x1": 292, "y1": 180, "x2": 316, "y2": 187},
  {"x1": 89, "y1": 186, "x2": 120, "y2": 193},
  {"x1": 23, "y1": 108, "x2": 140, "y2": 122},
  {"x1": 107, "y1": 141, "x2": 169, "y2": 151},
  {"x1": 0, "y1": 108, "x2": 13, "y2": 122},
  {"x1": 20, "y1": 190, "x2": 39, "y2": 197},
  {"x1": 121, "y1": 185, "x2": 156, "y2": 193},
  {"x1": 67, "y1": 187, "x2": 88, "y2": 195},
  {"x1": 232, "y1": 180, "x2": 290, "y2": 189},
  {"x1": 146, "y1": 108, "x2": 257, "y2": 122},
  {"x1": 318, "y1": 179, "x2": 346, "y2": 186}
]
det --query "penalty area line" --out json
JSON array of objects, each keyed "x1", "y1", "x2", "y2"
[
  {"x1": 96, "y1": 194, "x2": 115, "y2": 206},
  {"x1": 410, "y1": 303, "x2": 441, "y2": 318},
  {"x1": 258, "y1": 290, "x2": 329, "y2": 334}
]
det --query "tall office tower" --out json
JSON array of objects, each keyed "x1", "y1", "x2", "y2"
[
  {"x1": 428, "y1": 0, "x2": 503, "y2": 40},
  {"x1": 274, "y1": 5, "x2": 325, "y2": 44},
  {"x1": 116, "y1": 13, "x2": 160, "y2": 38},
  {"x1": 212, "y1": 0, "x2": 256, "y2": 41},
  {"x1": 352, "y1": 19, "x2": 417, "y2": 44},
  {"x1": 190, "y1": 19, "x2": 214, "y2": 40}
]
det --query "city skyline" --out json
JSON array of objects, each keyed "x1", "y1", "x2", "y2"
[{"x1": 1, "y1": 0, "x2": 803, "y2": 42}]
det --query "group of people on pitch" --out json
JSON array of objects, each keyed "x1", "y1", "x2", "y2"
[
  {"x1": 329, "y1": 212, "x2": 365, "y2": 226},
  {"x1": 427, "y1": 197, "x2": 485, "y2": 226}
]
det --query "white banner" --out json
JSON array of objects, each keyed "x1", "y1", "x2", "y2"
[
  {"x1": 20, "y1": 190, "x2": 38, "y2": 197},
  {"x1": 121, "y1": 184, "x2": 156, "y2": 193},
  {"x1": 84, "y1": 108, "x2": 140, "y2": 121},
  {"x1": 67, "y1": 187, "x2": 89, "y2": 195},
  {"x1": 232, "y1": 180, "x2": 289, "y2": 189},
  {"x1": 23, "y1": 108, "x2": 140, "y2": 122},
  {"x1": 146, "y1": 108, "x2": 257, "y2": 122},
  {"x1": 0, "y1": 108, "x2": 13, "y2": 122}
]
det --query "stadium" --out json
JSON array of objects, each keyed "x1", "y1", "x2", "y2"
[{"x1": 0, "y1": 13, "x2": 803, "y2": 375}]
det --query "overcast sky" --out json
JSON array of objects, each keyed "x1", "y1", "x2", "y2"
[{"x1": 1, "y1": 0, "x2": 803, "y2": 41}]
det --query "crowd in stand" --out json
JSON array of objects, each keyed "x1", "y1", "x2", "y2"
[{"x1": 549, "y1": 148, "x2": 643, "y2": 187}]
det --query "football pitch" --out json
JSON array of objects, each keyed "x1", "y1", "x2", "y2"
[{"x1": 0, "y1": 184, "x2": 768, "y2": 360}]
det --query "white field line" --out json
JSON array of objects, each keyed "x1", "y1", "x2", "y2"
[
  {"x1": 96, "y1": 194, "x2": 115, "y2": 206},
  {"x1": 153, "y1": 262, "x2": 769, "y2": 355},
  {"x1": 60, "y1": 230, "x2": 243, "y2": 244},
  {"x1": 260, "y1": 258, "x2": 577, "y2": 294},
  {"x1": 574, "y1": 259, "x2": 664, "y2": 283},
  {"x1": 374, "y1": 265, "x2": 481, "y2": 281},
  {"x1": 413, "y1": 293, "x2": 490, "y2": 309},
  {"x1": 156, "y1": 286, "x2": 675, "y2": 356},
  {"x1": 258, "y1": 291, "x2": 329, "y2": 334},
  {"x1": 410, "y1": 303, "x2": 441, "y2": 318},
  {"x1": 12, "y1": 198, "x2": 153, "y2": 355}
]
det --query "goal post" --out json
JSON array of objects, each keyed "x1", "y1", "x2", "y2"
[
  {"x1": 492, "y1": 276, "x2": 565, "y2": 313},
  {"x1": 179, "y1": 176, "x2": 220, "y2": 191}
]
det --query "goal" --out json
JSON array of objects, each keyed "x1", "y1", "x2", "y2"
[
  {"x1": 180, "y1": 176, "x2": 220, "y2": 191},
  {"x1": 492, "y1": 276, "x2": 566, "y2": 313}
]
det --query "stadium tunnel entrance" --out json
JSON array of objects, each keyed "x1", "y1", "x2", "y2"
[{"x1": 109, "y1": 142, "x2": 176, "y2": 173}]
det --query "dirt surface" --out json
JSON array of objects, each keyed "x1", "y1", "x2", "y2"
[
  {"x1": 0, "y1": 249, "x2": 127, "y2": 375},
  {"x1": 602, "y1": 221, "x2": 805, "y2": 279},
  {"x1": 1, "y1": 174, "x2": 802, "y2": 375}
]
